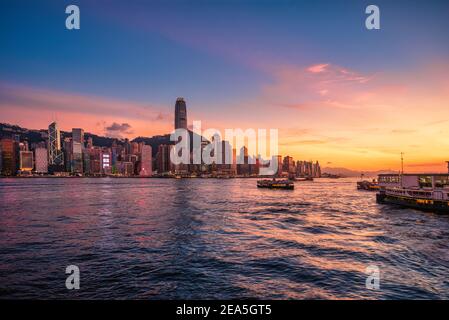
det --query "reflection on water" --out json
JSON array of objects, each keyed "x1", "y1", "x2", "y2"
[{"x1": 0, "y1": 177, "x2": 448, "y2": 299}]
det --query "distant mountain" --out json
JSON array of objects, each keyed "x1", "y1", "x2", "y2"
[
  {"x1": 133, "y1": 134, "x2": 171, "y2": 157},
  {"x1": 0, "y1": 123, "x2": 45, "y2": 144},
  {"x1": 0, "y1": 123, "x2": 207, "y2": 158},
  {"x1": 0, "y1": 122, "x2": 118, "y2": 147},
  {"x1": 322, "y1": 167, "x2": 397, "y2": 177}
]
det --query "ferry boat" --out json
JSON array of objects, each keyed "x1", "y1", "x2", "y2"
[
  {"x1": 257, "y1": 179, "x2": 294, "y2": 190},
  {"x1": 376, "y1": 173, "x2": 449, "y2": 213}
]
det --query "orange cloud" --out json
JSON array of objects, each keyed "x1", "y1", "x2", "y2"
[{"x1": 252, "y1": 62, "x2": 449, "y2": 172}]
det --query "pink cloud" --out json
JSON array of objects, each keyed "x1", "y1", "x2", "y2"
[
  {"x1": 307, "y1": 63, "x2": 329, "y2": 73},
  {"x1": 0, "y1": 83, "x2": 172, "y2": 137},
  {"x1": 261, "y1": 63, "x2": 377, "y2": 111}
]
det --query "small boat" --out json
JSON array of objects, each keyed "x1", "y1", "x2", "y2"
[
  {"x1": 257, "y1": 179, "x2": 294, "y2": 190},
  {"x1": 294, "y1": 177, "x2": 314, "y2": 182},
  {"x1": 357, "y1": 180, "x2": 379, "y2": 191}
]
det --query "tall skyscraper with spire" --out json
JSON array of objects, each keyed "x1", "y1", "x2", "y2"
[
  {"x1": 174, "y1": 97, "x2": 187, "y2": 130},
  {"x1": 48, "y1": 122, "x2": 64, "y2": 167}
]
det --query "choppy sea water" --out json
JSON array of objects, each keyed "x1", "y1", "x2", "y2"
[{"x1": 0, "y1": 177, "x2": 448, "y2": 299}]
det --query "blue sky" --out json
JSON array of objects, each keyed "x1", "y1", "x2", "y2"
[{"x1": 1, "y1": 0, "x2": 448, "y2": 104}]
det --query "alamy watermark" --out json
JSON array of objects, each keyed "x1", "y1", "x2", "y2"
[
  {"x1": 65, "y1": 4, "x2": 380, "y2": 31},
  {"x1": 65, "y1": 265, "x2": 80, "y2": 290},
  {"x1": 65, "y1": 5, "x2": 80, "y2": 30},
  {"x1": 365, "y1": 265, "x2": 380, "y2": 290},
  {"x1": 170, "y1": 121, "x2": 279, "y2": 175},
  {"x1": 365, "y1": 5, "x2": 380, "y2": 30}
]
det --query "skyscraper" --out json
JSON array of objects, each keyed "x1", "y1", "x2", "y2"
[
  {"x1": 0, "y1": 138, "x2": 18, "y2": 176},
  {"x1": 156, "y1": 144, "x2": 173, "y2": 173},
  {"x1": 71, "y1": 128, "x2": 84, "y2": 173},
  {"x1": 86, "y1": 137, "x2": 93, "y2": 149},
  {"x1": 174, "y1": 97, "x2": 187, "y2": 130},
  {"x1": 48, "y1": 122, "x2": 64, "y2": 167},
  {"x1": 139, "y1": 144, "x2": 152, "y2": 176},
  {"x1": 19, "y1": 151, "x2": 33, "y2": 172},
  {"x1": 63, "y1": 137, "x2": 73, "y2": 172},
  {"x1": 72, "y1": 128, "x2": 84, "y2": 146},
  {"x1": 283, "y1": 156, "x2": 295, "y2": 174},
  {"x1": 72, "y1": 141, "x2": 83, "y2": 173},
  {"x1": 216, "y1": 141, "x2": 237, "y2": 176},
  {"x1": 101, "y1": 149, "x2": 111, "y2": 174},
  {"x1": 35, "y1": 148, "x2": 48, "y2": 173}
]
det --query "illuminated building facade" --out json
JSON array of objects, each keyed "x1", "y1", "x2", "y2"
[
  {"x1": 0, "y1": 138, "x2": 18, "y2": 176},
  {"x1": 139, "y1": 144, "x2": 152, "y2": 176},
  {"x1": 19, "y1": 151, "x2": 33, "y2": 172},
  {"x1": 34, "y1": 147, "x2": 48, "y2": 173}
]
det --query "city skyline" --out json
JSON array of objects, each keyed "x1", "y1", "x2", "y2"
[
  {"x1": 0, "y1": 98, "x2": 323, "y2": 178},
  {"x1": 1, "y1": 1, "x2": 449, "y2": 172}
]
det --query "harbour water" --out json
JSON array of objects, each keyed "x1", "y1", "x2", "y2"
[{"x1": 1, "y1": 177, "x2": 448, "y2": 299}]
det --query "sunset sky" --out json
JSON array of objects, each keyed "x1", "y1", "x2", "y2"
[{"x1": 1, "y1": 0, "x2": 448, "y2": 172}]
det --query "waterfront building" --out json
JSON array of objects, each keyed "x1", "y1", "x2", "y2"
[
  {"x1": 131, "y1": 142, "x2": 139, "y2": 156},
  {"x1": 91, "y1": 156, "x2": 102, "y2": 175},
  {"x1": 237, "y1": 146, "x2": 250, "y2": 176},
  {"x1": 314, "y1": 161, "x2": 322, "y2": 178},
  {"x1": 139, "y1": 144, "x2": 152, "y2": 176},
  {"x1": 72, "y1": 128, "x2": 84, "y2": 146},
  {"x1": 86, "y1": 136, "x2": 93, "y2": 149},
  {"x1": 101, "y1": 149, "x2": 111, "y2": 174},
  {"x1": 273, "y1": 155, "x2": 282, "y2": 176},
  {"x1": 71, "y1": 128, "x2": 84, "y2": 174},
  {"x1": 215, "y1": 141, "x2": 237, "y2": 176},
  {"x1": 298, "y1": 161, "x2": 309, "y2": 176},
  {"x1": 82, "y1": 150, "x2": 90, "y2": 174},
  {"x1": 156, "y1": 144, "x2": 173, "y2": 173},
  {"x1": 0, "y1": 138, "x2": 18, "y2": 176},
  {"x1": 111, "y1": 146, "x2": 118, "y2": 166},
  {"x1": 249, "y1": 157, "x2": 260, "y2": 176},
  {"x1": 34, "y1": 148, "x2": 48, "y2": 173},
  {"x1": 174, "y1": 97, "x2": 187, "y2": 130},
  {"x1": 124, "y1": 153, "x2": 139, "y2": 168},
  {"x1": 296, "y1": 161, "x2": 303, "y2": 176},
  {"x1": 85, "y1": 147, "x2": 102, "y2": 175},
  {"x1": 124, "y1": 139, "x2": 131, "y2": 155},
  {"x1": 306, "y1": 161, "x2": 312, "y2": 176},
  {"x1": 283, "y1": 156, "x2": 295, "y2": 174},
  {"x1": 138, "y1": 142, "x2": 145, "y2": 154},
  {"x1": 72, "y1": 142, "x2": 83, "y2": 173},
  {"x1": 121, "y1": 161, "x2": 134, "y2": 176},
  {"x1": 295, "y1": 160, "x2": 321, "y2": 178},
  {"x1": 63, "y1": 137, "x2": 73, "y2": 172},
  {"x1": 48, "y1": 122, "x2": 64, "y2": 171},
  {"x1": 19, "y1": 151, "x2": 33, "y2": 172}
]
